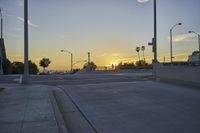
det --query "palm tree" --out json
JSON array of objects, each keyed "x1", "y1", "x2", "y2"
[
  {"x1": 39, "y1": 58, "x2": 51, "y2": 72},
  {"x1": 141, "y1": 46, "x2": 145, "y2": 61},
  {"x1": 136, "y1": 47, "x2": 140, "y2": 61}
]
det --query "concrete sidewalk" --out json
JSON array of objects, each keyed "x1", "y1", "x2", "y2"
[{"x1": 0, "y1": 84, "x2": 59, "y2": 133}]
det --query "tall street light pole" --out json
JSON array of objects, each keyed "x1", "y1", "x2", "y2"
[
  {"x1": 148, "y1": 0, "x2": 157, "y2": 79},
  {"x1": 21, "y1": 0, "x2": 30, "y2": 84},
  {"x1": 0, "y1": 8, "x2": 3, "y2": 39},
  {"x1": 0, "y1": 8, "x2": 3, "y2": 74},
  {"x1": 188, "y1": 31, "x2": 200, "y2": 62},
  {"x1": 152, "y1": 0, "x2": 158, "y2": 79},
  {"x1": 170, "y1": 23, "x2": 182, "y2": 63},
  {"x1": 60, "y1": 50, "x2": 73, "y2": 73},
  {"x1": 154, "y1": 0, "x2": 157, "y2": 63}
]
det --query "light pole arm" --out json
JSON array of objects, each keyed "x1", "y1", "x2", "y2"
[
  {"x1": 171, "y1": 23, "x2": 181, "y2": 30},
  {"x1": 61, "y1": 50, "x2": 72, "y2": 54},
  {"x1": 73, "y1": 60, "x2": 87, "y2": 66}
]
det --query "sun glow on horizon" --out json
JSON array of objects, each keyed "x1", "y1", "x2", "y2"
[{"x1": 1, "y1": 0, "x2": 199, "y2": 71}]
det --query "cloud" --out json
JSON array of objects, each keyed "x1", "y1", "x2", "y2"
[
  {"x1": 111, "y1": 53, "x2": 121, "y2": 57},
  {"x1": 17, "y1": 17, "x2": 38, "y2": 28},
  {"x1": 167, "y1": 33, "x2": 199, "y2": 42},
  {"x1": 5, "y1": 33, "x2": 19, "y2": 38},
  {"x1": 60, "y1": 34, "x2": 73, "y2": 39},
  {"x1": 137, "y1": 0, "x2": 150, "y2": 3},
  {"x1": 100, "y1": 53, "x2": 107, "y2": 57},
  {"x1": 17, "y1": 0, "x2": 23, "y2": 6},
  {"x1": 15, "y1": 28, "x2": 22, "y2": 31}
]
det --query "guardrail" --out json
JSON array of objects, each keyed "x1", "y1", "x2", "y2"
[
  {"x1": 156, "y1": 63, "x2": 200, "y2": 87},
  {"x1": 162, "y1": 62, "x2": 200, "y2": 67}
]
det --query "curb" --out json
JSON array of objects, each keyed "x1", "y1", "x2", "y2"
[{"x1": 49, "y1": 89, "x2": 69, "y2": 133}]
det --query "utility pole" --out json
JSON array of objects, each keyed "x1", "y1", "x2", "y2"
[
  {"x1": 164, "y1": 56, "x2": 165, "y2": 63},
  {"x1": 88, "y1": 52, "x2": 90, "y2": 64},
  {"x1": 71, "y1": 53, "x2": 73, "y2": 73},
  {"x1": 86, "y1": 52, "x2": 91, "y2": 72},
  {"x1": 21, "y1": 0, "x2": 30, "y2": 84}
]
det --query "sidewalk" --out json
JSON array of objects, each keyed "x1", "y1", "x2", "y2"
[{"x1": 0, "y1": 84, "x2": 59, "y2": 133}]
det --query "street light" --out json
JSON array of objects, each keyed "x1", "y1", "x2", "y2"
[
  {"x1": 0, "y1": 8, "x2": 3, "y2": 39},
  {"x1": 60, "y1": 49, "x2": 73, "y2": 73},
  {"x1": 170, "y1": 22, "x2": 182, "y2": 63},
  {"x1": 188, "y1": 31, "x2": 200, "y2": 61},
  {"x1": 153, "y1": 0, "x2": 157, "y2": 62},
  {"x1": 0, "y1": 8, "x2": 3, "y2": 74}
]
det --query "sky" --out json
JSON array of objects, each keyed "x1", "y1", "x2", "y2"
[{"x1": 0, "y1": 0, "x2": 200, "y2": 71}]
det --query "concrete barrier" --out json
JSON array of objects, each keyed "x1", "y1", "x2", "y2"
[{"x1": 156, "y1": 63, "x2": 200, "y2": 87}]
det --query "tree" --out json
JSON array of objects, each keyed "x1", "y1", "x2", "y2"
[
  {"x1": 83, "y1": 61, "x2": 97, "y2": 71},
  {"x1": 135, "y1": 60, "x2": 148, "y2": 68},
  {"x1": 141, "y1": 46, "x2": 145, "y2": 61},
  {"x1": 39, "y1": 58, "x2": 51, "y2": 72},
  {"x1": 116, "y1": 62, "x2": 135, "y2": 69},
  {"x1": 10, "y1": 60, "x2": 39, "y2": 74},
  {"x1": 72, "y1": 68, "x2": 80, "y2": 74},
  {"x1": 136, "y1": 47, "x2": 140, "y2": 61},
  {"x1": 29, "y1": 60, "x2": 39, "y2": 74},
  {"x1": 11, "y1": 62, "x2": 24, "y2": 74}
]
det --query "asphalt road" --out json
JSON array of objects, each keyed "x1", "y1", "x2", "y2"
[
  {"x1": 1, "y1": 72, "x2": 200, "y2": 133},
  {"x1": 0, "y1": 72, "x2": 152, "y2": 85},
  {"x1": 58, "y1": 81, "x2": 200, "y2": 133}
]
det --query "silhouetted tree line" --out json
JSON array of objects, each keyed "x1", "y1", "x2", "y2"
[
  {"x1": 3, "y1": 58, "x2": 39, "y2": 74},
  {"x1": 83, "y1": 61, "x2": 97, "y2": 70},
  {"x1": 116, "y1": 60, "x2": 152, "y2": 70},
  {"x1": 72, "y1": 68, "x2": 81, "y2": 74}
]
